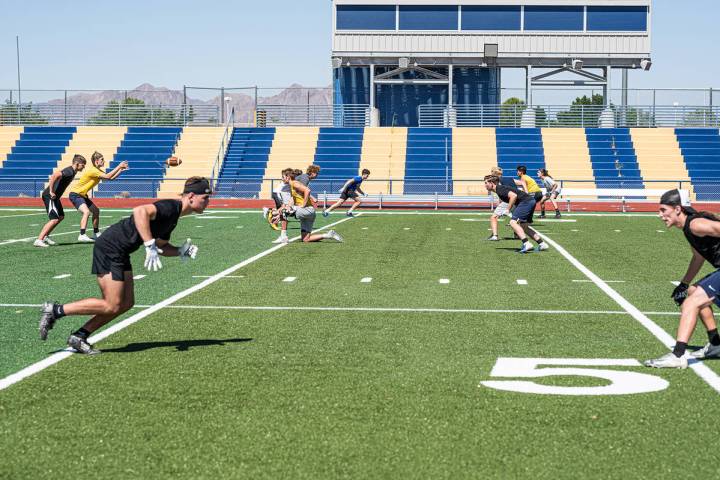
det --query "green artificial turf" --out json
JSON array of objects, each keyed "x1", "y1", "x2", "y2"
[{"x1": 1, "y1": 209, "x2": 719, "y2": 479}]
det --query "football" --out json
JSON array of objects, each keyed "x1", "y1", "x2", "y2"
[{"x1": 166, "y1": 156, "x2": 182, "y2": 167}]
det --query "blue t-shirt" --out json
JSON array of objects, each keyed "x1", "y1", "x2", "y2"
[{"x1": 344, "y1": 176, "x2": 363, "y2": 193}]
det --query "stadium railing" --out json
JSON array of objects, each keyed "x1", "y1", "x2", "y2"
[
  {"x1": 418, "y1": 104, "x2": 720, "y2": 128},
  {"x1": 254, "y1": 105, "x2": 370, "y2": 127}
]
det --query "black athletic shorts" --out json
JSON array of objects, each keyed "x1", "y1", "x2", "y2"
[
  {"x1": 340, "y1": 191, "x2": 359, "y2": 201},
  {"x1": 271, "y1": 192, "x2": 283, "y2": 209},
  {"x1": 91, "y1": 237, "x2": 132, "y2": 281},
  {"x1": 42, "y1": 193, "x2": 64, "y2": 220},
  {"x1": 69, "y1": 192, "x2": 95, "y2": 210}
]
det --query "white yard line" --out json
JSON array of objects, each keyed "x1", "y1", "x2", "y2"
[
  {"x1": 539, "y1": 233, "x2": 720, "y2": 394},
  {"x1": 53, "y1": 274, "x2": 71, "y2": 280},
  {"x1": 360, "y1": 277, "x2": 373, "y2": 283},
  {"x1": 573, "y1": 279, "x2": 626, "y2": 284},
  {"x1": 283, "y1": 277, "x2": 297, "y2": 283},
  {"x1": 0, "y1": 226, "x2": 108, "y2": 246},
  {"x1": 516, "y1": 279, "x2": 528, "y2": 285},
  {"x1": 0, "y1": 214, "x2": 357, "y2": 392},
  {"x1": 0, "y1": 303, "x2": 681, "y2": 316},
  {"x1": 133, "y1": 275, "x2": 146, "y2": 280},
  {"x1": 192, "y1": 275, "x2": 245, "y2": 279},
  {"x1": 439, "y1": 279, "x2": 450, "y2": 284},
  {"x1": 0, "y1": 212, "x2": 47, "y2": 219}
]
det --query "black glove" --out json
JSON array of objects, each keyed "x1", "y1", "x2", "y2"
[{"x1": 671, "y1": 282, "x2": 689, "y2": 306}]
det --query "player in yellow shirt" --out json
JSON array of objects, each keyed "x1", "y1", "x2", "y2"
[
  {"x1": 68, "y1": 151, "x2": 128, "y2": 242},
  {"x1": 515, "y1": 165, "x2": 543, "y2": 203}
]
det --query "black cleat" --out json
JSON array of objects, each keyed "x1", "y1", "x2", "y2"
[
  {"x1": 67, "y1": 334, "x2": 101, "y2": 355},
  {"x1": 39, "y1": 302, "x2": 57, "y2": 341},
  {"x1": 555, "y1": 211, "x2": 562, "y2": 218}
]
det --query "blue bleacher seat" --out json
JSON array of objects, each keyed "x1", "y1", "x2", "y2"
[
  {"x1": 495, "y1": 128, "x2": 545, "y2": 190},
  {"x1": 404, "y1": 128, "x2": 452, "y2": 194},
  {"x1": 585, "y1": 128, "x2": 644, "y2": 195},
  {"x1": 215, "y1": 128, "x2": 276, "y2": 198},
  {"x1": 676, "y1": 128, "x2": 720, "y2": 201}
]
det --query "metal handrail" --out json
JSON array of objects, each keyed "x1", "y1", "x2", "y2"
[{"x1": 210, "y1": 107, "x2": 234, "y2": 190}]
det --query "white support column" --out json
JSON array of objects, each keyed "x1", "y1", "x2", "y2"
[
  {"x1": 369, "y1": 64, "x2": 376, "y2": 127},
  {"x1": 604, "y1": 67, "x2": 612, "y2": 105},
  {"x1": 526, "y1": 65, "x2": 533, "y2": 106},
  {"x1": 448, "y1": 65, "x2": 453, "y2": 107}
]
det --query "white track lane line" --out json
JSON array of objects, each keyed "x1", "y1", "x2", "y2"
[
  {"x1": 0, "y1": 214, "x2": 357, "y2": 392},
  {"x1": 539, "y1": 233, "x2": 720, "y2": 394},
  {"x1": 0, "y1": 303, "x2": 682, "y2": 316}
]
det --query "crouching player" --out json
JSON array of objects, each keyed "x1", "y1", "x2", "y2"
[
  {"x1": 290, "y1": 173, "x2": 343, "y2": 243},
  {"x1": 487, "y1": 166, "x2": 520, "y2": 241},
  {"x1": 39, "y1": 177, "x2": 211, "y2": 354},
  {"x1": 645, "y1": 189, "x2": 720, "y2": 369},
  {"x1": 484, "y1": 175, "x2": 548, "y2": 253}
]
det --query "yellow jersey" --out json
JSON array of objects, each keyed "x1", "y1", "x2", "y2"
[
  {"x1": 521, "y1": 174, "x2": 541, "y2": 194},
  {"x1": 290, "y1": 181, "x2": 307, "y2": 207},
  {"x1": 69, "y1": 165, "x2": 104, "y2": 197}
]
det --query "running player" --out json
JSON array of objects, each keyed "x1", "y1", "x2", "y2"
[
  {"x1": 68, "y1": 151, "x2": 128, "y2": 242},
  {"x1": 645, "y1": 189, "x2": 720, "y2": 369},
  {"x1": 488, "y1": 166, "x2": 520, "y2": 241},
  {"x1": 516, "y1": 165, "x2": 543, "y2": 203},
  {"x1": 322, "y1": 169, "x2": 370, "y2": 217},
  {"x1": 484, "y1": 175, "x2": 549, "y2": 253},
  {"x1": 38, "y1": 177, "x2": 210, "y2": 354},
  {"x1": 34, "y1": 155, "x2": 87, "y2": 247},
  {"x1": 289, "y1": 173, "x2": 343, "y2": 243},
  {"x1": 537, "y1": 169, "x2": 562, "y2": 218}
]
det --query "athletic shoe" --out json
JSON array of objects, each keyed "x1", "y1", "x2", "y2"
[
  {"x1": 322, "y1": 210, "x2": 329, "y2": 218},
  {"x1": 644, "y1": 352, "x2": 688, "y2": 369},
  {"x1": 327, "y1": 229, "x2": 344, "y2": 242},
  {"x1": 262, "y1": 207, "x2": 269, "y2": 218},
  {"x1": 78, "y1": 234, "x2": 95, "y2": 242},
  {"x1": 690, "y1": 342, "x2": 720, "y2": 360},
  {"x1": 272, "y1": 236, "x2": 288, "y2": 244},
  {"x1": 539, "y1": 213, "x2": 546, "y2": 219},
  {"x1": 43, "y1": 236, "x2": 57, "y2": 246},
  {"x1": 346, "y1": 211, "x2": 355, "y2": 217},
  {"x1": 94, "y1": 231, "x2": 102, "y2": 239},
  {"x1": 537, "y1": 242, "x2": 549, "y2": 251},
  {"x1": 487, "y1": 235, "x2": 499, "y2": 241},
  {"x1": 67, "y1": 334, "x2": 101, "y2": 355},
  {"x1": 39, "y1": 302, "x2": 57, "y2": 341},
  {"x1": 519, "y1": 242, "x2": 533, "y2": 254},
  {"x1": 33, "y1": 239, "x2": 49, "y2": 248},
  {"x1": 555, "y1": 211, "x2": 562, "y2": 218}
]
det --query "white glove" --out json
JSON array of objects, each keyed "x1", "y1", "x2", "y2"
[
  {"x1": 178, "y1": 238, "x2": 198, "y2": 262},
  {"x1": 143, "y1": 239, "x2": 163, "y2": 271}
]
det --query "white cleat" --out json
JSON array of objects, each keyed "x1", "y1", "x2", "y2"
[
  {"x1": 519, "y1": 242, "x2": 533, "y2": 254},
  {"x1": 78, "y1": 234, "x2": 95, "y2": 243},
  {"x1": 43, "y1": 236, "x2": 57, "y2": 246},
  {"x1": 327, "y1": 229, "x2": 344, "y2": 242},
  {"x1": 94, "y1": 231, "x2": 102, "y2": 239},
  {"x1": 262, "y1": 207, "x2": 269, "y2": 218},
  {"x1": 690, "y1": 342, "x2": 720, "y2": 360},
  {"x1": 537, "y1": 242, "x2": 549, "y2": 251},
  {"x1": 644, "y1": 352, "x2": 688, "y2": 369},
  {"x1": 33, "y1": 239, "x2": 49, "y2": 248},
  {"x1": 272, "y1": 236, "x2": 289, "y2": 244}
]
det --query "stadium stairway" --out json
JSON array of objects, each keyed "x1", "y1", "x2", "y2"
[
  {"x1": 50, "y1": 126, "x2": 127, "y2": 193},
  {"x1": 675, "y1": 128, "x2": 720, "y2": 201},
  {"x1": 157, "y1": 126, "x2": 226, "y2": 199},
  {"x1": 312, "y1": 127, "x2": 364, "y2": 195},
  {"x1": 404, "y1": 128, "x2": 452, "y2": 195},
  {"x1": 0, "y1": 127, "x2": 23, "y2": 170},
  {"x1": 585, "y1": 128, "x2": 644, "y2": 191},
  {"x1": 631, "y1": 128, "x2": 693, "y2": 198},
  {"x1": 496, "y1": 128, "x2": 545, "y2": 190},
  {"x1": 95, "y1": 127, "x2": 182, "y2": 198},
  {"x1": 259, "y1": 127, "x2": 318, "y2": 199},
  {"x1": 216, "y1": 128, "x2": 275, "y2": 198},
  {"x1": 359, "y1": 127, "x2": 407, "y2": 194},
  {"x1": 541, "y1": 128, "x2": 596, "y2": 192},
  {"x1": 451, "y1": 128, "x2": 496, "y2": 196},
  {"x1": 0, "y1": 126, "x2": 75, "y2": 197}
]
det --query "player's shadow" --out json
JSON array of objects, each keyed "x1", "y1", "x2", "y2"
[{"x1": 101, "y1": 337, "x2": 253, "y2": 353}]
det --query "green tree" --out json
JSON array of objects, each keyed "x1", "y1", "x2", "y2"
[
  {"x1": 499, "y1": 97, "x2": 526, "y2": 127},
  {"x1": 0, "y1": 102, "x2": 48, "y2": 125},
  {"x1": 683, "y1": 108, "x2": 720, "y2": 127},
  {"x1": 556, "y1": 94, "x2": 605, "y2": 127},
  {"x1": 89, "y1": 97, "x2": 183, "y2": 126}
]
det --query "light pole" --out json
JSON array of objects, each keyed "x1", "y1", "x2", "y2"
[{"x1": 224, "y1": 96, "x2": 232, "y2": 124}]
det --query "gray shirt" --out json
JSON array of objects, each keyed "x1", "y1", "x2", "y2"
[{"x1": 296, "y1": 173, "x2": 311, "y2": 186}]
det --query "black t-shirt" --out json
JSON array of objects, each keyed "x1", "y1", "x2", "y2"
[
  {"x1": 99, "y1": 199, "x2": 182, "y2": 255},
  {"x1": 684, "y1": 213, "x2": 720, "y2": 268},
  {"x1": 42, "y1": 167, "x2": 76, "y2": 197},
  {"x1": 495, "y1": 184, "x2": 530, "y2": 204},
  {"x1": 499, "y1": 176, "x2": 518, "y2": 190}
]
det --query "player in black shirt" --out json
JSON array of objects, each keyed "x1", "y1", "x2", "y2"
[
  {"x1": 484, "y1": 175, "x2": 549, "y2": 253},
  {"x1": 38, "y1": 177, "x2": 212, "y2": 354},
  {"x1": 34, "y1": 155, "x2": 87, "y2": 247},
  {"x1": 645, "y1": 189, "x2": 720, "y2": 368}
]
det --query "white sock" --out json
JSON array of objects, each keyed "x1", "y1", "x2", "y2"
[
  {"x1": 280, "y1": 231, "x2": 288, "y2": 239},
  {"x1": 322, "y1": 232, "x2": 332, "y2": 239}
]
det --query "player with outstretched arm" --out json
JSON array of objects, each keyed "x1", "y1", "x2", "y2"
[
  {"x1": 323, "y1": 169, "x2": 370, "y2": 217},
  {"x1": 38, "y1": 177, "x2": 211, "y2": 354}
]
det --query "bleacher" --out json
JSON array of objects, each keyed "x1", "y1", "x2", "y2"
[
  {"x1": 404, "y1": 128, "x2": 453, "y2": 194},
  {"x1": 95, "y1": 127, "x2": 182, "y2": 198},
  {"x1": 675, "y1": 128, "x2": 720, "y2": 201},
  {"x1": 310, "y1": 127, "x2": 364, "y2": 194},
  {"x1": 215, "y1": 128, "x2": 275, "y2": 198},
  {"x1": 496, "y1": 128, "x2": 545, "y2": 190},
  {"x1": 0, "y1": 126, "x2": 76, "y2": 196},
  {"x1": 585, "y1": 128, "x2": 644, "y2": 190}
]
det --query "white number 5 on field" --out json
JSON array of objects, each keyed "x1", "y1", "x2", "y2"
[{"x1": 480, "y1": 358, "x2": 669, "y2": 396}]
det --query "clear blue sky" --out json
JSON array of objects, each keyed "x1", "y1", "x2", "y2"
[{"x1": 0, "y1": 0, "x2": 717, "y2": 93}]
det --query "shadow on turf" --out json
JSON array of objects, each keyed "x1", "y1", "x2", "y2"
[{"x1": 100, "y1": 338, "x2": 253, "y2": 353}]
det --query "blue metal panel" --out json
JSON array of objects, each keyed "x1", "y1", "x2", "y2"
[
  {"x1": 587, "y1": 6, "x2": 647, "y2": 32},
  {"x1": 524, "y1": 6, "x2": 584, "y2": 31},
  {"x1": 399, "y1": 5, "x2": 458, "y2": 30},
  {"x1": 461, "y1": 6, "x2": 521, "y2": 31},
  {"x1": 336, "y1": 5, "x2": 396, "y2": 30}
]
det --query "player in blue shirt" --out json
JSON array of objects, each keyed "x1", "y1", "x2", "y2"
[{"x1": 323, "y1": 169, "x2": 370, "y2": 217}]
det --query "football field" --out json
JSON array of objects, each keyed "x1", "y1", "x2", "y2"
[{"x1": 0, "y1": 207, "x2": 719, "y2": 479}]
